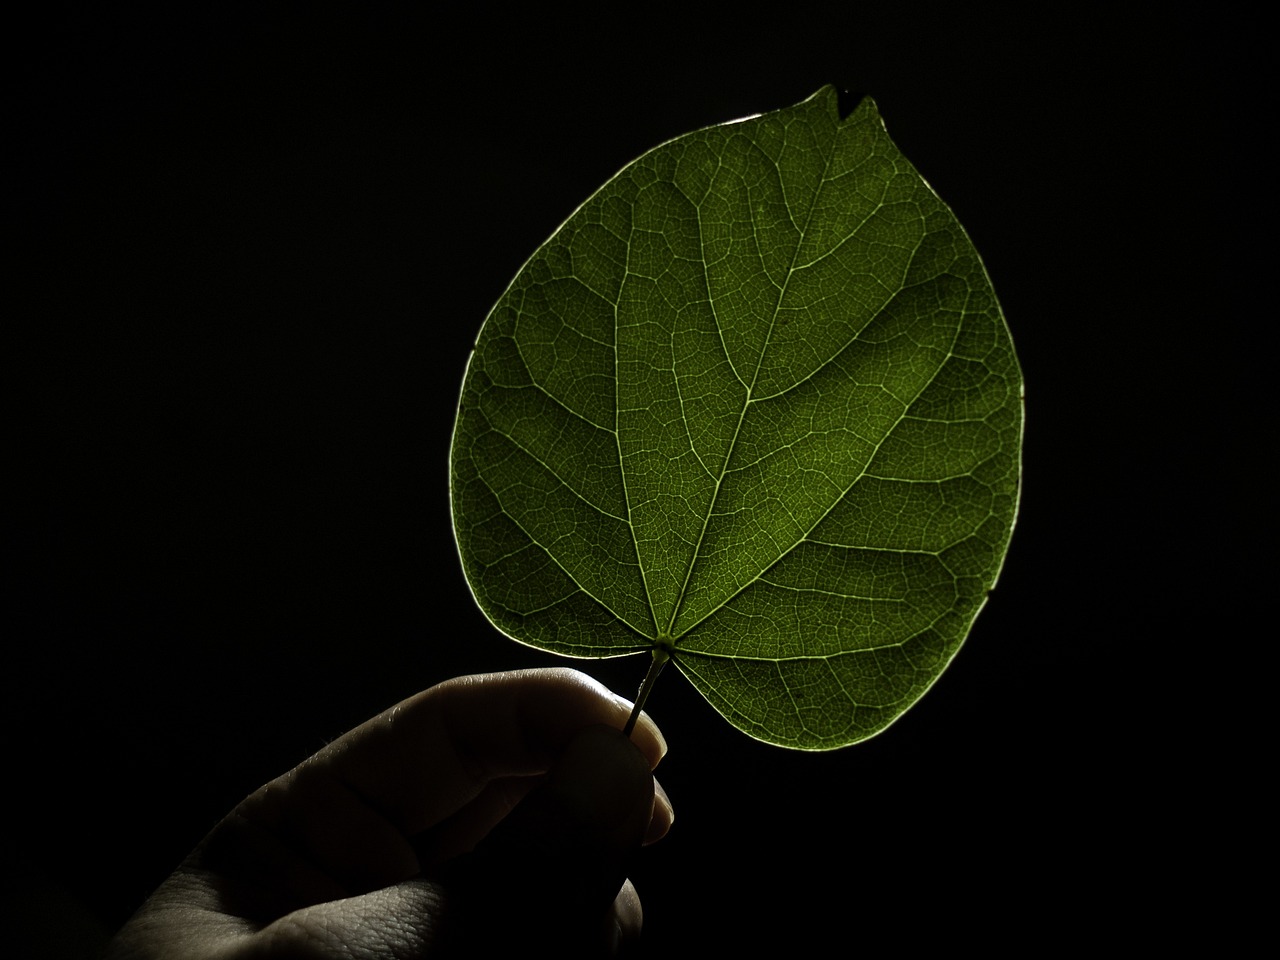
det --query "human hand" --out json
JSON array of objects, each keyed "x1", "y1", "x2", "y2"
[{"x1": 105, "y1": 668, "x2": 673, "y2": 958}]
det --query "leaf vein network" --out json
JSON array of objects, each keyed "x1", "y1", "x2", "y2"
[
  {"x1": 483, "y1": 484, "x2": 648, "y2": 634},
  {"x1": 668, "y1": 297, "x2": 962, "y2": 640},
  {"x1": 485, "y1": 426, "x2": 628, "y2": 524},
  {"x1": 664, "y1": 135, "x2": 841, "y2": 639},
  {"x1": 515, "y1": 377, "x2": 619, "y2": 436}
]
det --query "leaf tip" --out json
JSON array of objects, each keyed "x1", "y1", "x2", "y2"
[{"x1": 807, "y1": 84, "x2": 877, "y2": 124}]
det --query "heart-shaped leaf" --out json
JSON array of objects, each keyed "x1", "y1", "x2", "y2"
[{"x1": 451, "y1": 87, "x2": 1022, "y2": 749}]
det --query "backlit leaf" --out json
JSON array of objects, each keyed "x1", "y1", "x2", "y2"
[{"x1": 450, "y1": 87, "x2": 1022, "y2": 749}]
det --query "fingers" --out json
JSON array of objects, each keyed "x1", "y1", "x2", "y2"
[
  {"x1": 234, "y1": 669, "x2": 668, "y2": 894},
  {"x1": 315, "y1": 668, "x2": 664, "y2": 833},
  {"x1": 414, "y1": 767, "x2": 672, "y2": 868},
  {"x1": 432, "y1": 724, "x2": 655, "y2": 955},
  {"x1": 247, "y1": 724, "x2": 659, "y2": 957},
  {"x1": 108, "y1": 669, "x2": 673, "y2": 959},
  {"x1": 410, "y1": 774, "x2": 541, "y2": 867}
]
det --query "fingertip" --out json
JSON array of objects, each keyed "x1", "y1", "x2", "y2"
[
  {"x1": 610, "y1": 878, "x2": 643, "y2": 953},
  {"x1": 644, "y1": 778, "x2": 674, "y2": 845}
]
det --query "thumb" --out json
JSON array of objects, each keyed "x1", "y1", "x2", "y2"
[{"x1": 435, "y1": 724, "x2": 655, "y2": 954}]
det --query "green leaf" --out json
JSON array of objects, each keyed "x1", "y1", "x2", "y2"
[{"x1": 450, "y1": 87, "x2": 1022, "y2": 749}]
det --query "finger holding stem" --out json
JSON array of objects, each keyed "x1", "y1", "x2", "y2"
[{"x1": 623, "y1": 648, "x2": 670, "y2": 739}]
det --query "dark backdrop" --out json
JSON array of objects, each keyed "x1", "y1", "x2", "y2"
[{"x1": 11, "y1": 6, "x2": 1233, "y2": 956}]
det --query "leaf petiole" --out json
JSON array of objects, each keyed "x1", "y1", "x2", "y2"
[{"x1": 622, "y1": 647, "x2": 670, "y2": 738}]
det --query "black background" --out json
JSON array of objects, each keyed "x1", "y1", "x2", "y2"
[{"x1": 12, "y1": 5, "x2": 1236, "y2": 956}]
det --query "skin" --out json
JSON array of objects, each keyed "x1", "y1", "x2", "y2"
[{"x1": 105, "y1": 668, "x2": 673, "y2": 959}]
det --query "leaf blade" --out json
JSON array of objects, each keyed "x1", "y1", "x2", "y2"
[{"x1": 451, "y1": 86, "x2": 1022, "y2": 747}]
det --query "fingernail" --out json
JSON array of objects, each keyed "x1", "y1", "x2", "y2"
[{"x1": 634, "y1": 711, "x2": 668, "y2": 764}]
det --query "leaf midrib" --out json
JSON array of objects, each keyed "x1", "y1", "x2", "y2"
[{"x1": 659, "y1": 131, "x2": 840, "y2": 642}]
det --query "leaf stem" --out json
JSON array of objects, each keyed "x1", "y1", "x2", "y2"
[{"x1": 622, "y1": 648, "x2": 670, "y2": 738}]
